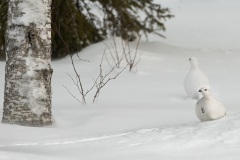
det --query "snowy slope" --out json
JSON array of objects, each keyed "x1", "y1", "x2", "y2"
[
  {"x1": 0, "y1": 113, "x2": 240, "y2": 160},
  {"x1": 154, "y1": 0, "x2": 240, "y2": 50},
  {"x1": 0, "y1": 0, "x2": 240, "y2": 160},
  {"x1": 0, "y1": 38, "x2": 240, "y2": 159}
]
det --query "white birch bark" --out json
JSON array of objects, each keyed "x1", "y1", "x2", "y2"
[{"x1": 2, "y1": 0, "x2": 52, "y2": 126}]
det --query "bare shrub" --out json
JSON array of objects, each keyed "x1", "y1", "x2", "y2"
[
  {"x1": 122, "y1": 36, "x2": 141, "y2": 71},
  {"x1": 53, "y1": 23, "x2": 127, "y2": 105},
  {"x1": 64, "y1": 51, "x2": 127, "y2": 105},
  {"x1": 104, "y1": 36, "x2": 141, "y2": 72}
]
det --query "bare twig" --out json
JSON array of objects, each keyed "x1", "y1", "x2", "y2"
[
  {"x1": 104, "y1": 35, "x2": 142, "y2": 72},
  {"x1": 103, "y1": 41, "x2": 117, "y2": 67},
  {"x1": 93, "y1": 53, "x2": 128, "y2": 103},
  {"x1": 103, "y1": 36, "x2": 126, "y2": 68},
  {"x1": 76, "y1": 52, "x2": 90, "y2": 62},
  {"x1": 63, "y1": 85, "x2": 83, "y2": 104},
  {"x1": 54, "y1": 20, "x2": 128, "y2": 104},
  {"x1": 122, "y1": 35, "x2": 142, "y2": 71},
  {"x1": 53, "y1": 23, "x2": 86, "y2": 104}
]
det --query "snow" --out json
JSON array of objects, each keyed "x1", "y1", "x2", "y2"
[
  {"x1": 0, "y1": 0, "x2": 240, "y2": 159},
  {"x1": 153, "y1": 0, "x2": 240, "y2": 50}
]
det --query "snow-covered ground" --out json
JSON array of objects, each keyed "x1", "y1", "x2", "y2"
[{"x1": 1, "y1": 0, "x2": 240, "y2": 159}]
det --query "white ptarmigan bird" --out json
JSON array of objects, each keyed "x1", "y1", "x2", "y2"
[
  {"x1": 195, "y1": 87, "x2": 226, "y2": 122},
  {"x1": 184, "y1": 57, "x2": 210, "y2": 99}
]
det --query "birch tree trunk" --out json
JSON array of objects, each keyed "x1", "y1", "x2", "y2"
[{"x1": 2, "y1": 0, "x2": 52, "y2": 126}]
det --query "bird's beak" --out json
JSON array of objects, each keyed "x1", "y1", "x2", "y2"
[{"x1": 198, "y1": 90, "x2": 202, "y2": 92}]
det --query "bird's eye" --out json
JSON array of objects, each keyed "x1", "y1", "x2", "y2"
[
  {"x1": 204, "y1": 89, "x2": 207, "y2": 91},
  {"x1": 189, "y1": 58, "x2": 191, "y2": 61}
]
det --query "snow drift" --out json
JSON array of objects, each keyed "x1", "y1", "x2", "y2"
[{"x1": 0, "y1": 0, "x2": 240, "y2": 159}]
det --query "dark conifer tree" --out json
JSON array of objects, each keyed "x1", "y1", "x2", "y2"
[
  {"x1": 0, "y1": 0, "x2": 7, "y2": 59},
  {"x1": 0, "y1": 0, "x2": 173, "y2": 59},
  {"x1": 52, "y1": 0, "x2": 104, "y2": 58}
]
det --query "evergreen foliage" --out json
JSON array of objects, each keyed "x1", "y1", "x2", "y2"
[
  {"x1": 0, "y1": 0, "x2": 7, "y2": 59},
  {"x1": 0, "y1": 0, "x2": 173, "y2": 59},
  {"x1": 52, "y1": 0, "x2": 104, "y2": 58},
  {"x1": 93, "y1": 0, "x2": 173, "y2": 39}
]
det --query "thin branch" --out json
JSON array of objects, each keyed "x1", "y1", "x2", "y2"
[
  {"x1": 93, "y1": 64, "x2": 127, "y2": 103},
  {"x1": 63, "y1": 85, "x2": 83, "y2": 104},
  {"x1": 132, "y1": 35, "x2": 141, "y2": 64},
  {"x1": 104, "y1": 47, "x2": 114, "y2": 68},
  {"x1": 52, "y1": 23, "x2": 86, "y2": 104},
  {"x1": 76, "y1": 52, "x2": 90, "y2": 62},
  {"x1": 103, "y1": 41, "x2": 117, "y2": 66},
  {"x1": 66, "y1": 73, "x2": 82, "y2": 95},
  {"x1": 54, "y1": 22, "x2": 127, "y2": 104}
]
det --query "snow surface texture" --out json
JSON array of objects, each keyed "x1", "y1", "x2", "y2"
[
  {"x1": 184, "y1": 57, "x2": 210, "y2": 99},
  {"x1": 0, "y1": 0, "x2": 240, "y2": 159},
  {"x1": 153, "y1": 0, "x2": 240, "y2": 50},
  {"x1": 196, "y1": 88, "x2": 226, "y2": 121}
]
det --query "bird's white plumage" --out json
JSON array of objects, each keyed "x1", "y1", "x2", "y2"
[
  {"x1": 184, "y1": 57, "x2": 210, "y2": 99},
  {"x1": 195, "y1": 88, "x2": 226, "y2": 122}
]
